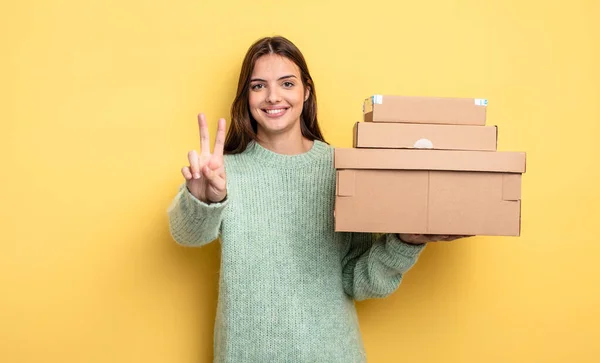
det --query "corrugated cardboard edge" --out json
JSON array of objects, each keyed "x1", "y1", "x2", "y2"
[
  {"x1": 494, "y1": 125, "x2": 498, "y2": 151},
  {"x1": 514, "y1": 200, "x2": 522, "y2": 236},
  {"x1": 352, "y1": 122, "x2": 359, "y2": 148}
]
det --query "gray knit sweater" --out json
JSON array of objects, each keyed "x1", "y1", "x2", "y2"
[{"x1": 167, "y1": 139, "x2": 425, "y2": 362}]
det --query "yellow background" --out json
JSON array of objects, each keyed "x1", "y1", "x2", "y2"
[{"x1": 2, "y1": 0, "x2": 599, "y2": 362}]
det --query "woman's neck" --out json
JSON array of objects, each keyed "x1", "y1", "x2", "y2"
[{"x1": 256, "y1": 128, "x2": 314, "y2": 155}]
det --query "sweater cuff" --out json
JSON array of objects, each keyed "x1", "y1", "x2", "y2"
[
  {"x1": 167, "y1": 183, "x2": 229, "y2": 222},
  {"x1": 386, "y1": 233, "x2": 426, "y2": 257},
  {"x1": 182, "y1": 185, "x2": 229, "y2": 212}
]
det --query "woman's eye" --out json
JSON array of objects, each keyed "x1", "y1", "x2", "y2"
[
  {"x1": 283, "y1": 81, "x2": 294, "y2": 88},
  {"x1": 251, "y1": 84, "x2": 264, "y2": 90}
]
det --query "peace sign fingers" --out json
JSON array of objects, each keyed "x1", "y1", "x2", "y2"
[{"x1": 185, "y1": 113, "x2": 228, "y2": 204}]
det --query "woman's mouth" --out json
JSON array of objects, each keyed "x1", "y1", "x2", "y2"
[{"x1": 262, "y1": 107, "x2": 289, "y2": 118}]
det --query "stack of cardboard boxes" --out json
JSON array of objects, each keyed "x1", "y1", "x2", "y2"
[{"x1": 334, "y1": 95, "x2": 526, "y2": 236}]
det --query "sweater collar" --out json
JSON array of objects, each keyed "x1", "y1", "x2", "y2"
[{"x1": 243, "y1": 139, "x2": 329, "y2": 168}]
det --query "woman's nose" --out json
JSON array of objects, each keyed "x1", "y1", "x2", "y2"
[{"x1": 266, "y1": 87, "x2": 282, "y2": 103}]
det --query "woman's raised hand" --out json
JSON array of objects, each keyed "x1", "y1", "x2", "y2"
[{"x1": 181, "y1": 113, "x2": 227, "y2": 203}]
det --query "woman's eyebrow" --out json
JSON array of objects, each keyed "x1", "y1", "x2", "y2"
[{"x1": 250, "y1": 75, "x2": 297, "y2": 82}]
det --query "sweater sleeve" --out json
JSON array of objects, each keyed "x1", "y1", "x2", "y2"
[
  {"x1": 166, "y1": 183, "x2": 228, "y2": 247},
  {"x1": 341, "y1": 232, "x2": 426, "y2": 301}
]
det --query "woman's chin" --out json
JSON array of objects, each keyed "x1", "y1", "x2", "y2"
[{"x1": 256, "y1": 117, "x2": 300, "y2": 136}]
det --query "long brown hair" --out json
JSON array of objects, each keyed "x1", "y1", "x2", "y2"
[{"x1": 224, "y1": 36, "x2": 327, "y2": 154}]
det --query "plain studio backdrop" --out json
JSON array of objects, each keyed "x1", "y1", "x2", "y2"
[{"x1": 2, "y1": 1, "x2": 599, "y2": 362}]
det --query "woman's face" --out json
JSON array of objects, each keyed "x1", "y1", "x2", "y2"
[{"x1": 248, "y1": 54, "x2": 309, "y2": 139}]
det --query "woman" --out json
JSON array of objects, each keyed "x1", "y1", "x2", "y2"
[{"x1": 168, "y1": 35, "x2": 466, "y2": 362}]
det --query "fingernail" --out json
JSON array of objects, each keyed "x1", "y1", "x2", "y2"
[{"x1": 194, "y1": 172, "x2": 201, "y2": 179}]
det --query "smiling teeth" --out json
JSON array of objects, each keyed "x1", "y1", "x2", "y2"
[{"x1": 266, "y1": 109, "x2": 285, "y2": 114}]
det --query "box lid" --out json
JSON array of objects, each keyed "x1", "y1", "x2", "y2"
[
  {"x1": 353, "y1": 122, "x2": 498, "y2": 151},
  {"x1": 334, "y1": 148, "x2": 526, "y2": 173},
  {"x1": 362, "y1": 94, "x2": 487, "y2": 125}
]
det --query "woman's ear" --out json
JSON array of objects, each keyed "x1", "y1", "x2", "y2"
[{"x1": 304, "y1": 86, "x2": 310, "y2": 102}]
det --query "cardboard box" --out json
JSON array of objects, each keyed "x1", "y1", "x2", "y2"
[
  {"x1": 363, "y1": 95, "x2": 487, "y2": 125},
  {"x1": 353, "y1": 122, "x2": 498, "y2": 151},
  {"x1": 333, "y1": 148, "x2": 526, "y2": 236}
]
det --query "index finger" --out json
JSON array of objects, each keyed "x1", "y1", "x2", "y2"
[
  {"x1": 198, "y1": 113, "x2": 210, "y2": 156},
  {"x1": 212, "y1": 118, "x2": 226, "y2": 158}
]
